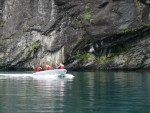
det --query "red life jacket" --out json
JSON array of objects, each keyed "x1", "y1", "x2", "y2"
[
  {"x1": 60, "y1": 64, "x2": 64, "y2": 69},
  {"x1": 48, "y1": 66, "x2": 52, "y2": 70},
  {"x1": 36, "y1": 67, "x2": 42, "y2": 72}
]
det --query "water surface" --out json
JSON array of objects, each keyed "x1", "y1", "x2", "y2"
[{"x1": 0, "y1": 71, "x2": 150, "y2": 113}]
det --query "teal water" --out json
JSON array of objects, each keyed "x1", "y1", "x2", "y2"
[{"x1": 0, "y1": 71, "x2": 150, "y2": 113}]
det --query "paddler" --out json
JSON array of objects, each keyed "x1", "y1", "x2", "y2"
[
  {"x1": 60, "y1": 63, "x2": 64, "y2": 69},
  {"x1": 36, "y1": 65, "x2": 43, "y2": 72},
  {"x1": 45, "y1": 65, "x2": 53, "y2": 70},
  {"x1": 55, "y1": 63, "x2": 64, "y2": 69}
]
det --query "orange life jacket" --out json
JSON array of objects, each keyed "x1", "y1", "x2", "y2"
[{"x1": 45, "y1": 65, "x2": 53, "y2": 70}]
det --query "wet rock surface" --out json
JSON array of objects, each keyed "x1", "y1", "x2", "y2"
[{"x1": 0, "y1": 0, "x2": 150, "y2": 71}]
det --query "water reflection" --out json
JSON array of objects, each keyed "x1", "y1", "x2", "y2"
[
  {"x1": 32, "y1": 77, "x2": 74, "y2": 113},
  {"x1": 0, "y1": 73, "x2": 74, "y2": 113},
  {"x1": 72, "y1": 71, "x2": 150, "y2": 113},
  {"x1": 35, "y1": 78, "x2": 72, "y2": 97},
  {"x1": 1, "y1": 71, "x2": 150, "y2": 113},
  {"x1": 28, "y1": 73, "x2": 76, "y2": 113}
]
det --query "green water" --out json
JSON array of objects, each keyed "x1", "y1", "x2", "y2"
[{"x1": 0, "y1": 71, "x2": 150, "y2": 113}]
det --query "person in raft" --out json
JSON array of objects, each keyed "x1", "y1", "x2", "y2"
[
  {"x1": 36, "y1": 65, "x2": 43, "y2": 72},
  {"x1": 55, "y1": 63, "x2": 64, "y2": 69},
  {"x1": 45, "y1": 64, "x2": 53, "y2": 70}
]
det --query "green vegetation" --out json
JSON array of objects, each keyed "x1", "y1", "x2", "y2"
[
  {"x1": 78, "y1": 21, "x2": 83, "y2": 28},
  {"x1": 32, "y1": 43, "x2": 40, "y2": 50},
  {"x1": 144, "y1": 24, "x2": 150, "y2": 27},
  {"x1": 94, "y1": 46, "x2": 131, "y2": 64},
  {"x1": 85, "y1": 5, "x2": 91, "y2": 10},
  {"x1": 117, "y1": 47, "x2": 130, "y2": 53},
  {"x1": 78, "y1": 54, "x2": 90, "y2": 62},
  {"x1": 121, "y1": 24, "x2": 150, "y2": 33},
  {"x1": 137, "y1": 15, "x2": 142, "y2": 20},
  {"x1": 0, "y1": 20, "x2": 5, "y2": 27},
  {"x1": 122, "y1": 27, "x2": 139, "y2": 33},
  {"x1": 135, "y1": 0, "x2": 142, "y2": 20},
  {"x1": 84, "y1": 4, "x2": 92, "y2": 22},
  {"x1": 124, "y1": 57, "x2": 131, "y2": 64},
  {"x1": 94, "y1": 57, "x2": 114, "y2": 64},
  {"x1": 20, "y1": 43, "x2": 41, "y2": 62},
  {"x1": 22, "y1": 50, "x2": 33, "y2": 61},
  {"x1": 84, "y1": 13, "x2": 92, "y2": 22},
  {"x1": 112, "y1": 46, "x2": 131, "y2": 57},
  {"x1": 22, "y1": 43, "x2": 40, "y2": 60}
]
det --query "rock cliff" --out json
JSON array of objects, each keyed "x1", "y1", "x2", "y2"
[{"x1": 0, "y1": 0, "x2": 150, "y2": 70}]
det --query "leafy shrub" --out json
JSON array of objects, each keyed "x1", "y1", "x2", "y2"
[
  {"x1": 85, "y1": 5, "x2": 91, "y2": 10},
  {"x1": 78, "y1": 54, "x2": 90, "y2": 62},
  {"x1": 22, "y1": 50, "x2": 33, "y2": 61},
  {"x1": 0, "y1": 20, "x2": 5, "y2": 27},
  {"x1": 32, "y1": 43, "x2": 40, "y2": 50},
  {"x1": 84, "y1": 13, "x2": 92, "y2": 22},
  {"x1": 94, "y1": 57, "x2": 113, "y2": 64}
]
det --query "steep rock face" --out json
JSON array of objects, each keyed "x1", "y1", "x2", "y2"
[{"x1": 0, "y1": 0, "x2": 150, "y2": 70}]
